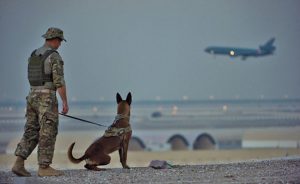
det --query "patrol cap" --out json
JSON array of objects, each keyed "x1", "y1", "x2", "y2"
[{"x1": 42, "y1": 27, "x2": 66, "y2": 42}]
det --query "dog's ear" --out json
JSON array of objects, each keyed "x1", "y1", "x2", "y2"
[
  {"x1": 126, "y1": 92, "x2": 132, "y2": 105},
  {"x1": 116, "y1": 93, "x2": 123, "y2": 104}
]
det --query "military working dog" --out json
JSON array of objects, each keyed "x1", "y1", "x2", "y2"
[{"x1": 68, "y1": 92, "x2": 132, "y2": 170}]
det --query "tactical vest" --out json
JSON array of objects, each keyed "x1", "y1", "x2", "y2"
[{"x1": 28, "y1": 49, "x2": 57, "y2": 86}]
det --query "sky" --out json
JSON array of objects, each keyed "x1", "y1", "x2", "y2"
[{"x1": 1, "y1": 0, "x2": 300, "y2": 102}]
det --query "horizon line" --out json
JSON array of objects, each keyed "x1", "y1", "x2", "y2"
[{"x1": 1, "y1": 98, "x2": 300, "y2": 105}]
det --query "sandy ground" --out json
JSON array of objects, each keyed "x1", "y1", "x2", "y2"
[
  {"x1": 1, "y1": 149, "x2": 300, "y2": 170},
  {"x1": 1, "y1": 157, "x2": 299, "y2": 184},
  {"x1": 1, "y1": 149, "x2": 300, "y2": 183}
]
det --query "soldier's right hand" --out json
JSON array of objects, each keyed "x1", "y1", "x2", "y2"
[{"x1": 61, "y1": 102, "x2": 69, "y2": 114}]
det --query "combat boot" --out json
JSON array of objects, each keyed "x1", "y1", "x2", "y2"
[
  {"x1": 12, "y1": 156, "x2": 31, "y2": 177},
  {"x1": 38, "y1": 165, "x2": 64, "y2": 177}
]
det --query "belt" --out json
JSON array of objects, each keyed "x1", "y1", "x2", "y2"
[{"x1": 30, "y1": 89, "x2": 55, "y2": 93}]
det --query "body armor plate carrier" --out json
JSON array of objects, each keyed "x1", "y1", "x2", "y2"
[{"x1": 28, "y1": 49, "x2": 57, "y2": 86}]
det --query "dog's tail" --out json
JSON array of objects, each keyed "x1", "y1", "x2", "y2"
[{"x1": 68, "y1": 142, "x2": 85, "y2": 164}]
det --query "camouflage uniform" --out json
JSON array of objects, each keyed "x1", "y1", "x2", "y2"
[{"x1": 15, "y1": 28, "x2": 66, "y2": 167}]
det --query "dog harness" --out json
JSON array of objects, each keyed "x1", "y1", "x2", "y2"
[
  {"x1": 103, "y1": 114, "x2": 131, "y2": 137},
  {"x1": 103, "y1": 126, "x2": 132, "y2": 137}
]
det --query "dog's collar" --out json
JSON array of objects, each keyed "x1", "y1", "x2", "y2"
[
  {"x1": 114, "y1": 114, "x2": 130, "y2": 123},
  {"x1": 110, "y1": 114, "x2": 130, "y2": 127}
]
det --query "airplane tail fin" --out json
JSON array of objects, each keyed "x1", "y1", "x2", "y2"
[{"x1": 260, "y1": 37, "x2": 276, "y2": 52}]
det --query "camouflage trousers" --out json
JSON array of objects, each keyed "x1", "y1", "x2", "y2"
[{"x1": 15, "y1": 91, "x2": 59, "y2": 167}]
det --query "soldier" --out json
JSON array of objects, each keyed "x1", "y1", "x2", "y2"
[{"x1": 12, "y1": 27, "x2": 69, "y2": 177}]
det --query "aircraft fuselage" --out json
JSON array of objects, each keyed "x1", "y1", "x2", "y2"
[
  {"x1": 205, "y1": 47, "x2": 267, "y2": 57},
  {"x1": 204, "y1": 38, "x2": 275, "y2": 60}
]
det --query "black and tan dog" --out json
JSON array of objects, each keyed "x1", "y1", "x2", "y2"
[{"x1": 68, "y1": 92, "x2": 132, "y2": 171}]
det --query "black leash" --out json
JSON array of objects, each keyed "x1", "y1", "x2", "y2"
[{"x1": 59, "y1": 113, "x2": 108, "y2": 127}]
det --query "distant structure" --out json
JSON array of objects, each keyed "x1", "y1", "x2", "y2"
[{"x1": 151, "y1": 111, "x2": 162, "y2": 118}]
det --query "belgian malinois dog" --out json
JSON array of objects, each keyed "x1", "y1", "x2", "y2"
[{"x1": 68, "y1": 92, "x2": 132, "y2": 170}]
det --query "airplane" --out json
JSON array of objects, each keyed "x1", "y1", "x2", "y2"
[{"x1": 204, "y1": 38, "x2": 276, "y2": 60}]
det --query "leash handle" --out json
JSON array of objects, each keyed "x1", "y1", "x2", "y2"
[{"x1": 59, "y1": 113, "x2": 107, "y2": 127}]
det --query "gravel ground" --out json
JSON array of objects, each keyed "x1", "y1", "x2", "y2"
[{"x1": 1, "y1": 157, "x2": 300, "y2": 184}]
